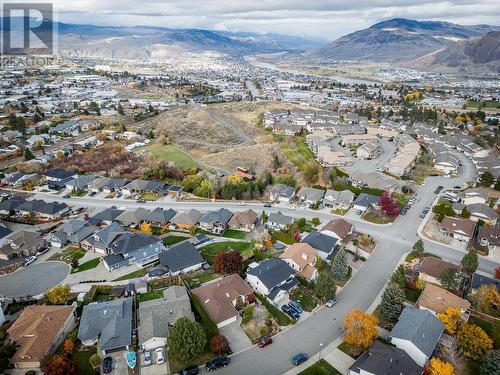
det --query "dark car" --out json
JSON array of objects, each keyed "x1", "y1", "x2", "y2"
[
  {"x1": 281, "y1": 304, "x2": 299, "y2": 319},
  {"x1": 62, "y1": 194, "x2": 70, "y2": 199},
  {"x1": 454, "y1": 185, "x2": 462, "y2": 189},
  {"x1": 88, "y1": 191, "x2": 96, "y2": 196},
  {"x1": 205, "y1": 357, "x2": 230, "y2": 372},
  {"x1": 24, "y1": 371, "x2": 36, "y2": 375},
  {"x1": 288, "y1": 300, "x2": 303, "y2": 315},
  {"x1": 178, "y1": 365, "x2": 200, "y2": 375},
  {"x1": 291, "y1": 353, "x2": 308, "y2": 366},
  {"x1": 263, "y1": 202, "x2": 272, "y2": 207},
  {"x1": 257, "y1": 336, "x2": 273, "y2": 348},
  {"x1": 102, "y1": 356, "x2": 113, "y2": 373},
  {"x1": 137, "y1": 199, "x2": 146, "y2": 203}
]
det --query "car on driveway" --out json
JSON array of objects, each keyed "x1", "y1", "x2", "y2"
[
  {"x1": 155, "y1": 347, "x2": 165, "y2": 364},
  {"x1": 288, "y1": 300, "x2": 303, "y2": 314},
  {"x1": 137, "y1": 199, "x2": 146, "y2": 203},
  {"x1": 23, "y1": 256, "x2": 36, "y2": 266},
  {"x1": 263, "y1": 202, "x2": 272, "y2": 207},
  {"x1": 434, "y1": 186, "x2": 444, "y2": 194},
  {"x1": 102, "y1": 357, "x2": 112, "y2": 373},
  {"x1": 325, "y1": 298, "x2": 337, "y2": 308},
  {"x1": 281, "y1": 304, "x2": 300, "y2": 319},
  {"x1": 257, "y1": 336, "x2": 273, "y2": 348},
  {"x1": 179, "y1": 365, "x2": 200, "y2": 375},
  {"x1": 206, "y1": 357, "x2": 230, "y2": 371},
  {"x1": 36, "y1": 245, "x2": 49, "y2": 255},
  {"x1": 291, "y1": 353, "x2": 308, "y2": 366},
  {"x1": 144, "y1": 350, "x2": 152, "y2": 366}
]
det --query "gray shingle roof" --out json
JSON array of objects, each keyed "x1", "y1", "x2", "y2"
[
  {"x1": 109, "y1": 233, "x2": 162, "y2": 255},
  {"x1": 144, "y1": 208, "x2": 177, "y2": 224},
  {"x1": 247, "y1": 258, "x2": 296, "y2": 290},
  {"x1": 301, "y1": 231, "x2": 339, "y2": 255},
  {"x1": 159, "y1": 241, "x2": 204, "y2": 273},
  {"x1": 170, "y1": 209, "x2": 203, "y2": 226},
  {"x1": 390, "y1": 307, "x2": 444, "y2": 358},
  {"x1": 268, "y1": 211, "x2": 294, "y2": 226},
  {"x1": 199, "y1": 208, "x2": 233, "y2": 226},
  {"x1": 354, "y1": 193, "x2": 380, "y2": 207}
]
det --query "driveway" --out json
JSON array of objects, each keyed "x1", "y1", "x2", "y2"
[
  {"x1": 219, "y1": 319, "x2": 252, "y2": 353},
  {"x1": 0, "y1": 261, "x2": 70, "y2": 297},
  {"x1": 139, "y1": 350, "x2": 169, "y2": 375},
  {"x1": 106, "y1": 350, "x2": 129, "y2": 375}
]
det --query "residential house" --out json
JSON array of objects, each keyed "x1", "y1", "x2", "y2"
[
  {"x1": 143, "y1": 208, "x2": 177, "y2": 227},
  {"x1": 477, "y1": 223, "x2": 499, "y2": 253},
  {"x1": 193, "y1": 274, "x2": 254, "y2": 328},
  {"x1": 357, "y1": 141, "x2": 382, "y2": 160},
  {"x1": 0, "y1": 197, "x2": 25, "y2": 215},
  {"x1": 65, "y1": 174, "x2": 96, "y2": 194},
  {"x1": 353, "y1": 193, "x2": 380, "y2": 213},
  {"x1": 467, "y1": 203, "x2": 498, "y2": 224},
  {"x1": 17, "y1": 200, "x2": 69, "y2": 219},
  {"x1": 199, "y1": 208, "x2": 233, "y2": 234},
  {"x1": 301, "y1": 231, "x2": 340, "y2": 261},
  {"x1": 349, "y1": 341, "x2": 422, "y2": 375},
  {"x1": 81, "y1": 222, "x2": 126, "y2": 254},
  {"x1": 0, "y1": 230, "x2": 46, "y2": 260},
  {"x1": 441, "y1": 216, "x2": 476, "y2": 242},
  {"x1": 323, "y1": 190, "x2": 355, "y2": 210},
  {"x1": 115, "y1": 208, "x2": 150, "y2": 228},
  {"x1": 170, "y1": 209, "x2": 203, "y2": 230},
  {"x1": 158, "y1": 241, "x2": 205, "y2": 275},
  {"x1": 228, "y1": 209, "x2": 258, "y2": 232},
  {"x1": 320, "y1": 218, "x2": 353, "y2": 241},
  {"x1": 1, "y1": 172, "x2": 31, "y2": 187},
  {"x1": 384, "y1": 140, "x2": 420, "y2": 177},
  {"x1": 43, "y1": 168, "x2": 78, "y2": 183},
  {"x1": 296, "y1": 187, "x2": 325, "y2": 207},
  {"x1": 7, "y1": 306, "x2": 76, "y2": 369},
  {"x1": 418, "y1": 257, "x2": 462, "y2": 286},
  {"x1": 280, "y1": 243, "x2": 318, "y2": 281},
  {"x1": 434, "y1": 152, "x2": 460, "y2": 176},
  {"x1": 266, "y1": 211, "x2": 294, "y2": 231},
  {"x1": 389, "y1": 307, "x2": 444, "y2": 367},
  {"x1": 246, "y1": 258, "x2": 298, "y2": 306},
  {"x1": 103, "y1": 233, "x2": 165, "y2": 271},
  {"x1": 139, "y1": 286, "x2": 194, "y2": 350},
  {"x1": 0, "y1": 223, "x2": 13, "y2": 246},
  {"x1": 269, "y1": 184, "x2": 295, "y2": 203},
  {"x1": 461, "y1": 188, "x2": 488, "y2": 205},
  {"x1": 88, "y1": 208, "x2": 125, "y2": 225},
  {"x1": 469, "y1": 272, "x2": 500, "y2": 295},
  {"x1": 416, "y1": 283, "x2": 470, "y2": 315},
  {"x1": 46, "y1": 219, "x2": 94, "y2": 248},
  {"x1": 88, "y1": 177, "x2": 111, "y2": 193},
  {"x1": 78, "y1": 298, "x2": 133, "y2": 355}
]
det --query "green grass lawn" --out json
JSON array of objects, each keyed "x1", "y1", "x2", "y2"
[
  {"x1": 71, "y1": 258, "x2": 100, "y2": 274},
  {"x1": 404, "y1": 287, "x2": 422, "y2": 303},
  {"x1": 363, "y1": 212, "x2": 395, "y2": 224},
  {"x1": 137, "y1": 289, "x2": 164, "y2": 303},
  {"x1": 140, "y1": 192, "x2": 160, "y2": 201},
  {"x1": 112, "y1": 267, "x2": 149, "y2": 281},
  {"x1": 466, "y1": 100, "x2": 499, "y2": 109},
  {"x1": 290, "y1": 286, "x2": 318, "y2": 312},
  {"x1": 147, "y1": 143, "x2": 197, "y2": 170},
  {"x1": 222, "y1": 229, "x2": 246, "y2": 239},
  {"x1": 337, "y1": 341, "x2": 364, "y2": 359},
  {"x1": 185, "y1": 272, "x2": 221, "y2": 287},
  {"x1": 72, "y1": 348, "x2": 97, "y2": 375},
  {"x1": 163, "y1": 235, "x2": 189, "y2": 246},
  {"x1": 299, "y1": 359, "x2": 341, "y2": 375},
  {"x1": 50, "y1": 246, "x2": 86, "y2": 263},
  {"x1": 280, "y1": 136, "x2": 318, "y2": 170},
  {"x1": 199, "y1": 241, "x2": 254, "y2": 264},
  {"x1": 405, "y1": 251, "x2": 441, "y2": 262}
]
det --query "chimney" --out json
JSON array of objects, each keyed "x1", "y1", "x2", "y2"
[{"x1": 302, "y1": 253, "x2": 308, "y2": 261}]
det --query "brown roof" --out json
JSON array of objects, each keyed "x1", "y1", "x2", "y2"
[
  {"x1": 192, "y1": 274, "x2": 253, "y2": 324},
  {"x1": 419, "y1": 257, "x2": 461, "y2": 279},
  {"x1": 320, "y1": 218, "x2": 353, "y2": 239},
  {"x1": 228, "y1": 209, "x2": 257, "y2": 227},
  {"x1": 280, "y1": 243, "x2": 316, "y2": 269},
  {"x1": 417, "y1": 283, "x2": 470, "y2": 314},
  {"x1": 441, "y1": 216, "x2": 476, "y2": 237},
  {"x1": 7, "y1": 305, "x2": 75, "y2": 364}
]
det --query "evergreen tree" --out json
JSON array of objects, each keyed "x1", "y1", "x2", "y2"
[
  {"x1": 412, "y1": 239, "x2": 424, "y2": 254},
  {"x1": 461, "y1": 251, "x2": 479, "y2": 274},
  {"x1": 379, "y1": 282, "x2": 405, "y2": 322},
  {"x1": 479, "y1": 171, "x2": 494, "y2": 187},
  {"x1": 331, "y1": 248, "x2": 349, "y2": 281},
  {"x1": 479, "y1": 349, "x2": 499, "y2": 375},
  {"x1": 24, "y1": 148, "x2": 35, "y2": 161},
  {"x1": 439, "y1": 268, "x2": 460, "y2": 290},
  {"x1": 390, "y1": 265, "x2": 407, "y2": 289}
]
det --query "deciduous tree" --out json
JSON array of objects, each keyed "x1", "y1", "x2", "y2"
[
  {"x1": 331, "y1": 248, "x2": 349, "y2": 281},
  {"x1": 379, "y1": 283, "x2": 405, "y2": 322},
  {"x1": 379, "y1": 191, "x2": 400, "y2": 216},
  {"x1": 44, "y1": 284, "x2": 71, "y2": 305},
  {"x1": 457, "y1": 323, "x2": 493, "y2": 360},
  {"x1": 210, "y1": 334, "x2": 230, "y2": 355},
  {"x1": 41, "y1": 354, "x2": 78, "y2": 375},
  {"x1": 315, "y1": 271, "x2": 337, "y2": 303},
  {"x1": 213, "y1": 251, "x2": 243, "y2": 276},
  {"x1": 63, "y1": 338, "x2": 75, "y2": 354},
  {"x1": 471, "y1": 284, "x2": 500, "y2": 317},
  {"x1": 437, "y1": 307, "x2": 462, "y2": 334},
  {"x1": 427, "y1": 358, "x2": 456, "y2": 375},
  {"x1": 344, "y1": 310, "x2": 378, "y2": 350},
  {"x1": 168, "y1": 317, "x2": 207, "y2": 363}
]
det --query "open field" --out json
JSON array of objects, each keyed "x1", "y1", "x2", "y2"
[{"x1": 144, "y1": 143, "x2": 198, "y2": 170}]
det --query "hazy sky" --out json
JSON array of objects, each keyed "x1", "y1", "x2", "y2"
[{"x1": 53, "y1": 0, "x2": 500, "y2": 40}]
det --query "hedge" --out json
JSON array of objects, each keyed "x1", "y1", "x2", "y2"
[
  {"x1": 255, "y1": 293, "x2": 292, "y2": 326},
  {"x1": 190, "y1": 294, "x2": 219, "y2": 338}
]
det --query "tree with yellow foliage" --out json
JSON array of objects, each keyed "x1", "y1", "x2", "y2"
[
  {"x1": 344, "y1": 310, "x2": 378, "y2": 350},
  {"x1": 140, "y1": 222, "x2": 152, "y2": 234},
  {"x1": 471, "y1": 284, "x2": 500, "y2": 317},
  {"x1": 456, "y1": 323, "x2": 493, "y2": 360},
  {"x1": 63, "y1": 338, "x2": 75, "y2": 354},
  {"x1": 437, "y1": 307, "x2": 462, "y2": 334},
  {"x1": 44, "y1": 284, "x2": 71, "y2": 305},
  {"x1": 227, "y1": 175, "x2": 242, "y2": 185},
  {"x1": 427, "y1": 358, "x2": 456, "y2": 375}
]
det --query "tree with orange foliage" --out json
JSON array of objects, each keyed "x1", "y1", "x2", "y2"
[
  {"x1": 427, "y1": 358, "x2": 456, "y2": 375},
  {"x1": 471, "y1": 284, "x2": 500, "y2": 317},
  {"x1": 140, "y1": 222, "x2": 152, "y2": 234},
  {"x1": 344, "y1": 310, "x2": 378, "y2": 349},
  {"x1": 41, "y1": 354, "x2": 78, "y2": 375},
  {"x1": 437, "y1": 307, "x2": 462, "y2": 334},
  {"x1": 457, "y1": 323, "x2": 493, "y2": 360},
  {"x1": 63, "y1": 338, "x2": 75, "y2": 354}
]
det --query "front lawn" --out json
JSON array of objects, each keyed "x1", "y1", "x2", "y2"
[
  {"x1": 140, "y1": 192, "x2": 160, "y2": 201},
  {"x1": 222, "y1": 229, "x2": 246, "y2": 239},
  {"x1": 299, "y1": 359, "x2": 341, "y2": 375},
  {"x1": 72, "y1": 348, "x2": 97, "y2": 375},
  {"x1": 331, "y1": 208, "x2": 347, "y2": 216},
  {"x1": 290, "y1": 286, "x2": 318, "y2": 312},
  {"x1": 185, "y1": 272, "x2": 221, "y2": 287},
  {"x1": 363, "y1": 212, "x2": 396, "y2": 224},
  {"x1": 163, "y1": 235, "x2": 189, "y2": 246},
  {"x1": 112, "y1": 267, "x2": 149, "y2": 281},
  {"x1": 137, "y1": 290, "x2": 164, "y2": 303},
  {"x1": 255, "y1": 293, "x2": 292, "y2": 326},
  {"x1": 50, "y1": 246, "x2": 85, "y2": 263},
  {"x1": 71, "y1": 258, "x2": 100, "y2": 274},
  {"x1": 199, "y1": 241, "x2": 254, "y2": 264},
  {"x1": 337, "y1": 341, "x2": 364, "y2": 359},
  {"x1": 405, "y1": 251, "x2": 441, "y2": 263}
]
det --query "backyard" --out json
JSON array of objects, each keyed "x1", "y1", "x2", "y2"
[
  {"x1": 222, "y1": 229, "x2": 247, "y2": 239},
  {"x1": 199, "y1": 241, "x2": 255, "y2": 264},
  {"x1": 184, "y1": 271, "x2": 221, "y2": 287},
  {"x1": 137, "y1": 289, "x2": 164, "y2": 303},
  {"x1": 72, "y1": 347, "x2": 97, "y2": 375},
  {"x1": 163, "y1": 235, "x2": 190, "y2": 246}
]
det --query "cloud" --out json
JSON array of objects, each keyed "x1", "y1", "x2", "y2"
[{"x1": 52, "y1": 0, "x2": 500, "y2": 39}]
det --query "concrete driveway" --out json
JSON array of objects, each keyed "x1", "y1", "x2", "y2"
[
  {"x1": 139, "y1": 350, "x2": 169, "y2": 375},
  {"x1": 219, "y1": 319, "x2": 252, "y2": 353},
  {"x1": 105, "y1": 351, "x2": 129, "y2": 375},
  {"x1": 0, "y1": 261, "x2": 70, "y2": 297}
]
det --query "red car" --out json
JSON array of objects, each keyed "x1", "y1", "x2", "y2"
[{"x1": 258, "y1": 336, "x2": 273, "y2": 348}]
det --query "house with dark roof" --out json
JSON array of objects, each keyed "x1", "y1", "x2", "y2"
[
  {"x1": 46, "y1": 219, "x2": 94, "y2": 248},
  {"x1": 43, "y1": 168, "x2": 78, "y2": 182},
  {"x1": 418, "y1": 257, "x2": 462, "y2": 287},
  {"x1": 467, "y1": 203, "x2": 498, "y2": 224},
  {"x1": 353, "y1": 193, "x2": 380, "y2": 213},
  {"x1": 477, "y1": 223, "x2": 499, "y2": 253},
  {"x1": 469, "y1": 272, "x2": 500, "y2": 295},
  {"x1": 0, "y1": 197, "x2": 25, "y2": 215},
  {"x1": 266, "y1": 211, "x2": 294, "y2": 231},
  {"x1": 64, "y1": 174, "x2": 96, "y2": 194},
  {"x1": 81, "y1": 222, "x2": 126, "y2": 254},
  {"x1": 269, "y1": 184, "x2": 295, "y2": 203},
  {"x1": 246, "y1": 258, "x2": 298, "y2": 306},
  {"x1": 78, "y1": 298, "x2": 133, "y2": 355},
  {"x1": 389, "y1": 307, "x2": 444, "y2": 367},
  {"x1": 296, "y1": 187, "x2": 325, "y2": 207},
  {"x1": 16, "y1": 200, "x2": 69, "y2": 219},
  {"x1": 170, "y1": 209, "x2": 202, "y2": 230},
  {"x1": 301, "y1": 231, "x2": 339, "y2": 261},
  {"x1": 0, "y1": 222, "x2": 13, "y2": 246},
  {"x1": 199, "y1": 208, "x2": 233, "y2": 234},
  {"x1": 144, "y1": 207, "x2": 177, "y2": 227},
  {"x1": 349, "y1": 341, "x2": 422, "y2": 375},
  {"x1": 159, "y1": 241, "x2": 205, "y2": 275},
  {"x1": 0, "y1": 230, "x2": 47, "y2": 260},
  {"x1": 103, "y1": 233, "x2": 165, "y2": 271},
  {"x1": 89, "y1": 208, "x2": 125, "y2": 226},
  {"x1": 115, "y1": 208, "x2": 150, "y2": 228},
  {"x1": 323, "y1": 189, "x2": 355, "y2": 210}
]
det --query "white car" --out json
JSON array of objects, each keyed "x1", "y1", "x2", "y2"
[
  {"x1": 155, "y1": 347, "x2": 165, "y2": 365},
  {"x1": 239, "y1": 201, "x2": 246, "y2": 206},
  {"x1": 144, "y1": 350, "x2": 152, "y2": 366},
  {"x1": 325, "y1": 298, "x2": 337, "y2": 308},
  {"x1": 23, "y1": 256, "x2": 37, "y2": 266}
]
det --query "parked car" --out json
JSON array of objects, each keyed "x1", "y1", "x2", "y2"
[
  {"x1": 137, "y1": 199, "x2": 146, "y2": 203},
  {"x1": 263, "y1": 202, "x2": 272, "y2": 207},
  {"x1": 23, "y1": 256, "x2": 36, "y2": 266},
  {"x1": 257, "y1": 336, "x2": 273, "y2": 348},
  {"x1": 88, "y1": 191, "x2": 96, "y2": 196},
  {"x1": 434, "y1": 186, "x2": 444, "y2": 194},
  {"x1": 102, "y1": 357, "x2": 113, "y2": 373},
  {"x1": 325, "y1": 298, "x2": 337, "y2": 308},
  {"x1": 144, "y1": 350, "x2": 152, "y2": 366},
  {"x1": 288, "y1": 300, "x2": 303, "y2": 315},
  {"x1": 155, "y1": 347, "x2": 165, "y2": 364},
  {"x1": 36, "y1": 245, "x2": 49, "y2": 255},
  {"x1": 291, "y1": 353, "x2": 308, "y2": 366},
  {"x1": 178, "y1": 365, "x2": 200, "y2": 375},
  {"x1": 62, "y1": 194, "x2": 70, "y2": 199},
  {"x1": 454, "y1": 185, "x2": 462, "y2": 189},
  {"x1": 23, "y1": 371, "x2": 36, "y2": 375},
  {"x1": 281, "y1": 304, "x2": 300, "y2": 319},
  {"x1": 205, "y1": 357, "x2": 230, "y2": 371},
  {"x1": 356, "y1": 210, "x2": 362, "y2": 215},
  {"x1": 239, "y1": 201, "x2": 246, "y2": 206}
]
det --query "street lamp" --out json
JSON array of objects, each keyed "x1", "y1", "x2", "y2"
[{"x1": 319, "y1": 343, "x2": 323, "y2": 360}]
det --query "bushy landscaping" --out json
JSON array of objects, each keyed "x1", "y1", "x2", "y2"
[
  {"x1": 50, "y1": 247, "x2": 85, "y2": 263},
  {"x1": 255, "y1": 293, "x2": 292, "y2": 326},
  {"x1": 290, "y1": 286, "x2": 318, "y2": 312}
]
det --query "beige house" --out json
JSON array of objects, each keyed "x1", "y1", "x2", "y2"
[
  {"x1": 228, "y1": 209, "x2": 258, "y2": 232},
  {"x1": 418, "y1": 257, "x2": 462, "y2": 286},
  {"x1": 416, "y1": 283, "x2": 470, "y2": 316},
  {"x1": 279, "y1": 243, "x2": 318, "y2": 281}
]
